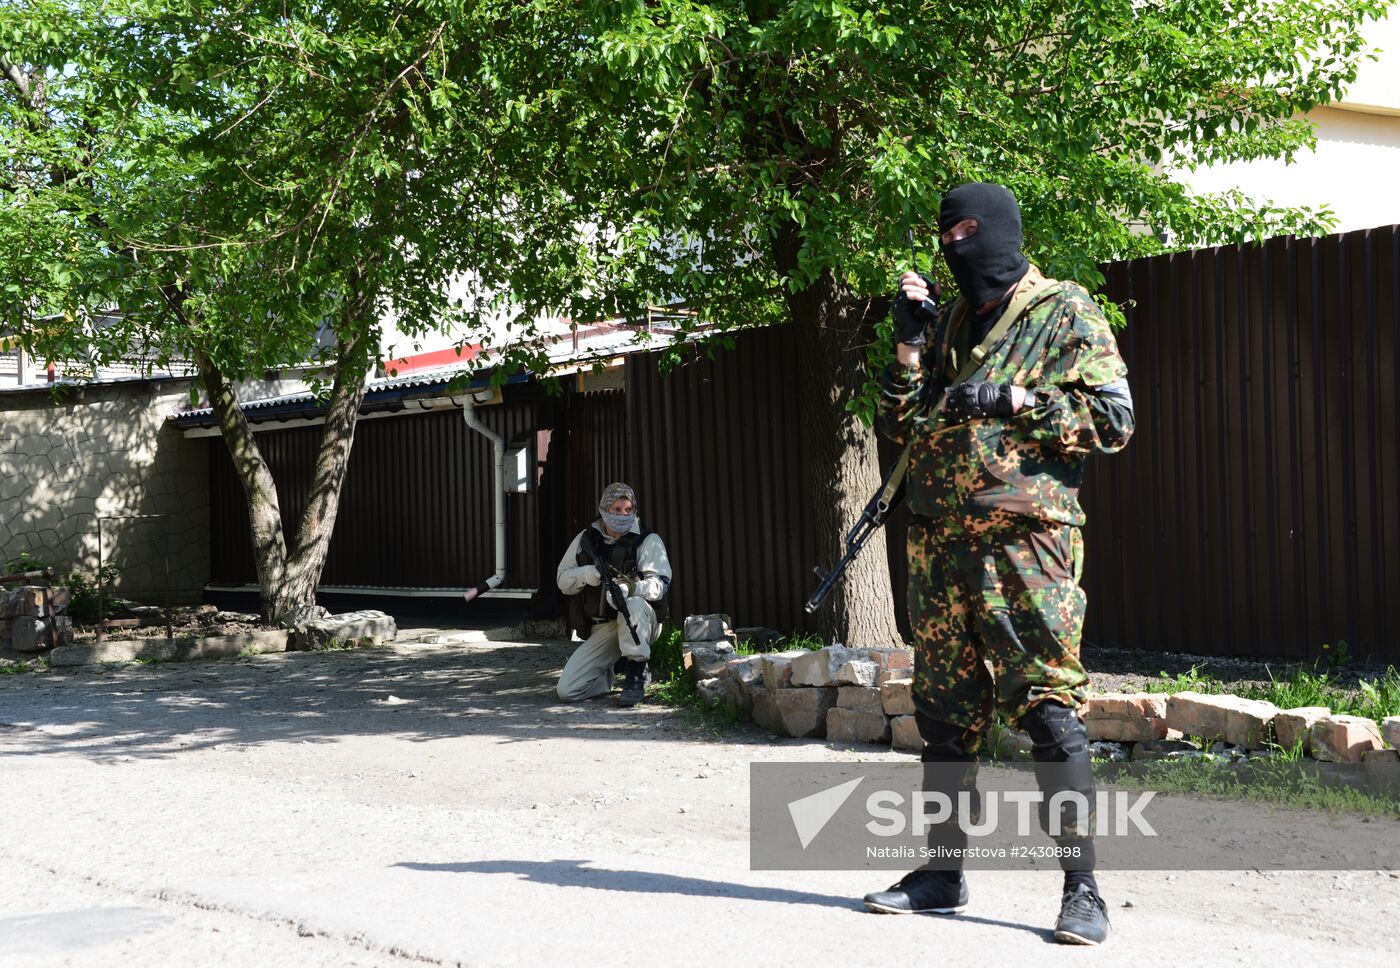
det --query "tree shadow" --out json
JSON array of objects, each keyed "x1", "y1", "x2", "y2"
[{"x1": 0, "y1": 638, "x2": 785, "y2": 762}]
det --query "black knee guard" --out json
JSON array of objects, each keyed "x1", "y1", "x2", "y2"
[
  {"x1": 915, "y1": 712, "x2": 980, "y2": 763},
  {"x1": 1020, "y1": 701, "x2": 1096, "y2": 849},
  {"x1": 914, "y1": 714, "x2": 982, "y2": 867}
]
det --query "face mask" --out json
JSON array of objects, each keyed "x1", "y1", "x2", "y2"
[
  {"x1": 601, "y1": 511, "x2": 636, "y2": 534},
  {"x1": 938, "y1": 182, "x2": 1030, "y2": 310}
]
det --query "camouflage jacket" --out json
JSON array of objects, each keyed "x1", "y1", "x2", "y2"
[{"x1": 877, "y1": 266, "x2": 1134, "y2": 534}]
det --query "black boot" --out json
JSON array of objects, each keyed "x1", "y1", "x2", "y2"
[
  {"x1": 863, "y1": 869, "x2": 968, "y2": 915},
  {"x1": 617, "y1": 659, "x2": 648, "y2": 707}
]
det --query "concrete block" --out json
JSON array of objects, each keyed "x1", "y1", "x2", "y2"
[
  {"x1": 1381, "y1": 716, "x2": 1400, "y2": 749},
  {"x1": 1273, "y1": 706, "x2": 1330, "y2": 753},
  {"x1": 890, "y1": 714, "x2": 921, "y2": 751},
  {"x1": 774, "y1": 687, "x2": 836, "y2": 738},
  {"x1": 1310, "y1": 715, "x2": 1384, "y2": 763},
  {"x1": 50, "y1": 638, "x2": 181, "y2": 666},
  {"x1": 684, "y1": 614, "x2": 731, "y2": 642},
  {"x1": 759, "y1": 650, "x2": 808, "y2": 691},
  {"x1": 750, "y1": 684, "x2": 782, "y2": 733},
  {"x1": 16, "y1": 586, "x2": 48, "y2": 617},
  {"x1": 696, "y1": 677, "x2": 724, "y2": 706},
  {"x1": 832, "y1": 659, "x2": 878, "y2": 687},
  {"x1": 1083, "y1": 692, "x2": 1167, "y2": 720},
  {"x1": 1225, "y1": 698, "x2": 1278, "y2": 748},
  {"x1": 836, "y1": 685, "x2": 884, "y2": 715},
  {"x1": 10, "y1": 617, "x2": 48, "y2": 653},
  {"x1": 789, "y1": 646, "x2": 850, "y2": 688},
  {"x1": 1165, "y1": 692, "x2": 1235, "y2": 741},
  {"x1": 683, "y1": 648, "x2": 720, "y2": 681},
  {"x1": 1085, "y1": 717, "x2": 1178, "y2": 743},
  {"x1": 861, "y1": 648, "x2": 913, "y2": 676},
  {"x1": 826, "y1": 708, "x2": 891, "y2": 745},
  {"x1": 881, "y1": 678, "x2": 916, "y2": 717},
  {"x1": 180, "y1": 629, "x2": 289, "y2": 660},
  {"x1": 290, "y1": 610, "x2": 396, "y2": 651},
  {"x1": 687, "y1": 637, "x2": 737, "y2": 655},
  {"x1": 719, "y1": 677, "x2": 752, "y2": 718}
]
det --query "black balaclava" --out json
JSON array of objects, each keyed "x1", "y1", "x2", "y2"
[{"x1": 938, "y1": 182, "x2": 1030, "y2": 312}]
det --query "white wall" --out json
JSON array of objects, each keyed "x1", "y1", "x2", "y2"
[{"x1": 1179, "y1": 15, "x2": 1400, "y2": 234}]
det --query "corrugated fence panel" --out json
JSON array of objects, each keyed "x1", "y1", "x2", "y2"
[
  {"x1": 1085, "y1": 226, "x2": 1400, "y2": 663},
  {"x1": 625, "y1": 328, "x2": 821, "y2": 633},
  {"x1": 564, "y1": 389, "x2": 628, "y2": 536},
  {"x1": 209, "y1": 394, "x2": 543, "y2": 590}
]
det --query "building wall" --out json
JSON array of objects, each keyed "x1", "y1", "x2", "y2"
[
  {"x1": 1180, "y1": 16, "x2": 1400, "y2": 233},
  {"x1": 0, "y1": 378, "x2": 210, "y2": 603}
]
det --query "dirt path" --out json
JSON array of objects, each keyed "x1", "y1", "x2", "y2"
[{"x1": 1, "y1": 635, "x2": 1396, "y2": 967}]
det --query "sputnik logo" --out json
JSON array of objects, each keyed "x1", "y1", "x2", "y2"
[{"x1": 787, "y1": 777, "x2": 864, "y2": 848}]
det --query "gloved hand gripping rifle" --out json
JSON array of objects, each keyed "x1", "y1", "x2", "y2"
[{"x1": 582, "y1": 531, "x2": 645, "y2": 649}]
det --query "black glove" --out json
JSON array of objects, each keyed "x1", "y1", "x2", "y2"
[
  {"x1": 891, "y1": 274, "x2": 940, "y2": 347},
  {"x1": 945, "y1": 381, "x2": 1016, "y2": 422}
]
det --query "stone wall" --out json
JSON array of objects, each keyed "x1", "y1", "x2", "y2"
[{"x1": 0, "y1": 378, "x2": 209, "y2": 604}]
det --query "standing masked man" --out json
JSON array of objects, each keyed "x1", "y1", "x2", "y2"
[
  {"x1": 556, "y1": 483, "x2": 672, "y2": 707},
  {"x1": 865, "y1": 183, "x2": 1135, "y2": 945}
]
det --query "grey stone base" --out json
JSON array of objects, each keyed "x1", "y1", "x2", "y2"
[
  {"x1": 49, "y1": 628, "x2": 291, "y2": 667},
  {"x1": 288, "y1": 610, "x2": 397, "y2": 651}
]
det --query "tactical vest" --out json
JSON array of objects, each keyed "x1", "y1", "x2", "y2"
[{"x1": 567, "y1": 526, "x2": 669, "y2": 637}]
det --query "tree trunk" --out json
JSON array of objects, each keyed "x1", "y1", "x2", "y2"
[
  {"x1": 196, "y1": 347, "x2": 290, "y2": 624},
  {"x1": 278, "y1": 326, "x2": 371, "y2": 617},
  {"x1": 776, "y1": 231, "x2": 906, "y2": 649},
  {"x1": 197, "y1": 280, "x2": 374, "y2": 624}
]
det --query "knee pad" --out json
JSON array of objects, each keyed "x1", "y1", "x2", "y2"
[
  {"x1": 1020, "y1": 701, "x2": 1089, "y2": 763},
  {"x1": 915, "y1": 712, "x2": 980, "y2": 762},
  {"x1": 1021, "y1": 702, "x2": 1095, "y2": 838}
]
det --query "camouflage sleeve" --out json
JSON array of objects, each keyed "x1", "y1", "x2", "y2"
[
  {"x1": 876, "y1": 361, "x2": 932, "y2": 447},
  {"x1": 1018, "y1": 293, "x2": 1134, "y2": 456}
]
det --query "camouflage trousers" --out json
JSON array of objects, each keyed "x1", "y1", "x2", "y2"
[{"x1": 907, "y1": 516, "x2": 1089, "y2": 745}]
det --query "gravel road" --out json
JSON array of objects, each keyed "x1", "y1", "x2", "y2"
[{"x1": 1, "y1": 634, "x2": 1396, "y2": 967}]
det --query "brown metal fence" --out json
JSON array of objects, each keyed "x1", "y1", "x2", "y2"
[
  {"x1": 623, "y1": 226, "x2": 1399, "y2": 663},
  {"x1": 625, "y1": 329, "x2": 824, "y2": 633},
  {"x1": 1085, "y1": 226, "x2": 1400, "y2": 663},
  {"x1": 209, "y1": 396, "x2": 544, "y2": 590}
]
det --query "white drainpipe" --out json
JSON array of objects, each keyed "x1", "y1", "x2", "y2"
[{"x1": 461, "y1": 393, "x2": 506, "y2": 602}]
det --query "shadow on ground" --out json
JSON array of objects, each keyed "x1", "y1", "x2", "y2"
[
  {"x1": 392, "y1": 858, "x2": 1052, "y2": 939},
  {"x1": 0, "y1": 639, "x2": 764, "y2": 762}
]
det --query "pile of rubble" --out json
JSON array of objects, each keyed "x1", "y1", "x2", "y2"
[
  {"x1": 678, "y1": 615, "x2": 1400, "y2": 764},
  {"x1": 681, "y1": 614, "x2": 923, "y2": 749},
  {"x1": 1082, "y1": 691, "x2": 1400, "y2": 764},
  {"x1": 0, "y1": 584, "x2": 74, "y2": 654}
]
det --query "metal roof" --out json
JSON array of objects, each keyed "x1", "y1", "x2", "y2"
[{"x1": 169, "y1": 325, "x2": 692, "y2": 428}]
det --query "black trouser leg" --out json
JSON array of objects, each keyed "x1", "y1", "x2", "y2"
[
  {"x1": 1021, "y1": 701, "x2": 1098, "y2": 892},
  {"x1": 916, "y1": 711, "x2": 981, "y2": 877}
]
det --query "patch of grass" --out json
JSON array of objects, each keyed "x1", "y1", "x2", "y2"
[
  {"x1": 1140, "y1": 664, "x2": 1229, "y2": 695},
  {"x1": 1103, "y1": 759, "x2": 1400, "y2": 819},
  {"x1": 1139, "y1": 660, "x2": 1400, "y2": 722},
  {"x1": 1239, "y1": 664, "x2": 1400, "y2": 721},
  {"x1": 785, "y1": 632, "x2": 827, "y2": 651},
  {"x1": 647, "y1": 623, "x2": 685, "y2": 681}
]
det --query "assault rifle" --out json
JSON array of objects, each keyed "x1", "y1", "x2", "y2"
[
  {"x1": 582, "y1": 532, "x2": 644, "y2": 648},
  {"x1": 804, "y1": 446, "x2": 910, "y2": 614},
  {"x1": 806, "y1": 229, "x2": 935, "y2": 614}
]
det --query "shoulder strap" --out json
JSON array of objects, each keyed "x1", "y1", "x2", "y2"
[{"x1": 953, "y1": 267, "x2": 1069, "y2": 384}]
